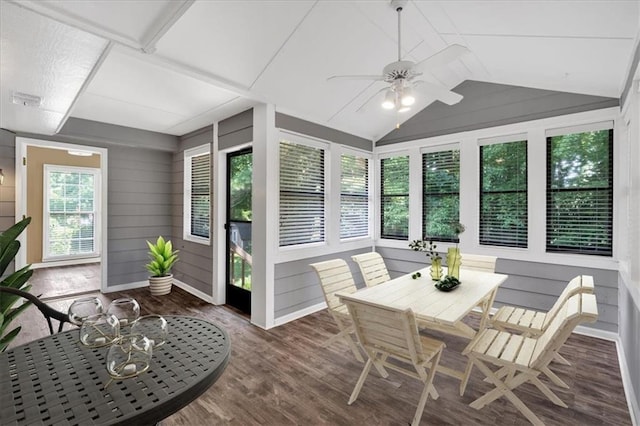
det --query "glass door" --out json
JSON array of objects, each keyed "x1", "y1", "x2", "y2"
[{"x1": 226, "y1": 148, "x2": 252, "y2": 314}]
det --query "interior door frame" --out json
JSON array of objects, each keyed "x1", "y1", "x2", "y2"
[
  {"x1": 225, "y1": 146, "x2": 253, "y2": 314},
  {"x1": 15, "y1": 137, "x2": 108, "y2": 293}
]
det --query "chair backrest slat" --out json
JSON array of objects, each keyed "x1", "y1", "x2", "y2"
[
  {"x1": 351, "y1": 252, "x2": 390, "y2": 287},
  {"x1": 460, "y1": 254, "x2": 497, "y2": 273},
  {"x1": 341, "y1": 295, "x2": 423, "y2": 364},
  {"x1": 543, "y1": 275, "x2": 594, "y2": 329},
  {"x1": 310, "y1": 259, "x2": 357, "y2": 312},
  {"x1": 531, "y1": 293, "x2": 598, "y2": 368}
]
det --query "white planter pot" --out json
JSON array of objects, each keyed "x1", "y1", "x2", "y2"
[{"x1": 148, "y1": 274, "x2": 173, "y2": 296}]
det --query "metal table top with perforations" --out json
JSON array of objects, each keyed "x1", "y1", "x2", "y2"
[{"x1": 0, "y1": 316, "x2": 231, "y2": 426}]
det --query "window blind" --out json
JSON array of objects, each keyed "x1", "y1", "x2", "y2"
[
  {"x1": 380, "y1": 155, "x2": 409, "y2": 239},
  {"x1": 546, "y1": 128, "x2": 613, "y2": 256},
  {"x1": 279, "y1": 140, "x2": 325, "y2": 247},
  {"x1": 480, "y1": 140, "x2": 528, "y2": 248},
  {"x1": 190, "y1": 153, "x2": 210, "y2": 238},
  {"x1": 340, "y1": 153, "x2": 369, "y2": 239},
  {"x1": 422, "y1": 150, "x2": 460, "y2": 241}
]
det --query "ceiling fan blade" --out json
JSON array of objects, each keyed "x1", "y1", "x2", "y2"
[
  {"x1": 413, "y1": 80, "x2": 463, "y2": 106},
  {"x1": 414, "y1": 44, "x2": 471, "y2": 73},
  {"x1": 327, "y1": 75, "x2": 385, "y2": 82},
  {"x1": 355, "y1": 87, "x2": 388, "y2": 113}
]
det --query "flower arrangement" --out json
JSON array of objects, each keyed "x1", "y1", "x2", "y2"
[{"x1": 408, "y1": 239, "x2": 440, "y2": 260}]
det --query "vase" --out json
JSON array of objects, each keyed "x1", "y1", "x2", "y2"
[
  {"x1": 430, "y1": 258, "x2": 443, "y2": 281},
  {"x1": 149, "y1": 274, "x2": 173, "y2": 296},
  {"x1": 447, "y1": 248, "x2": 461, "y2": 280}
]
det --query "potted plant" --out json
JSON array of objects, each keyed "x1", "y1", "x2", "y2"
[
  {"x1": 409, "y1": 239, "x2": 442, "y2": 280},
  {"x1": 145, "y1": 236, "x2": 179, "y2": 296},
  {"x1": 0, "y1": 217, "x2": 33, "y2": 351}
]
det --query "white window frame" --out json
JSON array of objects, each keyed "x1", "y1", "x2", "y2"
[
  {"x1": 183, "y1": 144, "x2": 211, "y2": 245},
  {"x1": 43, "y1": 164, "x2": 100, "y2": 261},
  {"x1": 339, "y1": 147, "x2": 372, "y2": 241}
]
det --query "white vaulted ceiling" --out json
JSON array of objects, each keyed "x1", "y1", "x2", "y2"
[{"x1": 1, "y1": 0, "x2": 638, "y2": 141}]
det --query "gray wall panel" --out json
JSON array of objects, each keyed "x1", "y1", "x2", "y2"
[
  {"x1": 273, "y1": 248, "x2": 371, "y2": 319},
  {"x1": 619, "y1": 281, "x2": 640, "y2": 418},
  {"x1": 0, "y1": 130, "x2": 16, "y2": 277},
  {"x1": 219, "y1": 109, "x2": 253, "y2": 150},
  {"x1": 276, "y1": 113, "x2": 372, "y2": 151},
  {"x1": 171, "y1": 130, "x2": 214, "y2": 296},
  {"x1": 378, "y1": 81, "x2": 619, "y2": 145},
  {"x1": 375, "y1": 246, "x2": 617, "y2": 331}
]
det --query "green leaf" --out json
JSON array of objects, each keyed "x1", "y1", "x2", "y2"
[{"x1": 0, "y1": 326, "x2": 21, "y2": 353}]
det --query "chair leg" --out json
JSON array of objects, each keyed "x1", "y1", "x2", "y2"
[
  {"x1": 469, "y1": 360, "x2": 543, "y2": 426},
  {"x1": 348, "y1": 358, "x2": 373, "y2": 405},
  {"x1": 344, "y1": 333, "x2": 365, "y2": 363},
  {"x1": 530, "y1": 375, "x2": 568, "y2": 408},
  {"x1": 412, "y1": 349, "x2": 442, "y2": 426},
  {"x1": 459, "y1": 359, "x2": 474, "y2": 396},
  {"x1": 554, "y1": 352, "x2": 571, "y2": 365},
  {"x1": 541, "y1": 366, "x2": 569, "y2": 389}
]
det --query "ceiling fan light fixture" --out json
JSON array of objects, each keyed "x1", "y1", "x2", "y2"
[
  {"x1": 400, "y1": 87, "x2": 415, "y2": 106},
  {"x1": 382, "y1": 90, "x2": 396, "y2": 110}
]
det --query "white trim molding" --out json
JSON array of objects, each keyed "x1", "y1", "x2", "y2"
[{"x1": 272, "y1": 301, "x2": 327, "y2": 329}]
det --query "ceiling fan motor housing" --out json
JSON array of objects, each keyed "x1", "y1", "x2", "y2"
[{"x1": 383, "y1": 60, "x2": 418, "y2": 82}]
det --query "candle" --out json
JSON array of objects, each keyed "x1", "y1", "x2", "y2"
[
  {"x1": 120, "y1": 319, "x2": 128, "y2": 327},
  {"x1": 123, "y1": 363, "x2": 136, "y2": 375}
]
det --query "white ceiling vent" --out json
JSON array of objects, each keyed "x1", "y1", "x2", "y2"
[{"x1": 12, "y1": 92, "x2": 43, "y2": 108}]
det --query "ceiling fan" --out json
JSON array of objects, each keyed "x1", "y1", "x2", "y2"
[{"x1": 328, "y1": 0, "x2": 470, "y2": 113}]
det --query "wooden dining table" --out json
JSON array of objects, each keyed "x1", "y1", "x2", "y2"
[{"x1": 337, "y1": 266, "x2": 508, "y2": 384}]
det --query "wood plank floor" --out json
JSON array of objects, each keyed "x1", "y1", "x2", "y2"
[
  {"x1": 9, "y1": 287, "x2": 632, "y2": 425},
  {"x1": 29, "y1": 263, "x2": 101, "y2": 299}
]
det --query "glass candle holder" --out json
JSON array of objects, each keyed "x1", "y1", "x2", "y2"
[
  {"x1": 79, "y1": 313, "x2": 119, "y2": 347},
  {"x1": 107, "y1": 297, "x2": 140, "y2": 328},
  {"x1": 106, "y1": 335, "x2": 152, "y2": 380},
  {"x1": 68, "y1": 296, "x2": 104, "y2": 326},
  {"x1": 131, "y1": 315, "x2": 168, "y2": 348}
]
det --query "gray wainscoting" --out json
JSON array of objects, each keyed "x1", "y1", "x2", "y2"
[
  {"x1": 619, "y1": 281, "x2": 640, "y2": 413},
  {"x1": 171, "y1": 126, "x2": 214, "y2": 296},
  {"x1": 276, "y1": 113, "x2": 373, "y2": 151},
  {"x1": 376, "y1": 246, "x2": 618, "y2": 332},
  {"x1": 219, "y1": 108, "x2": 253, "y2": 150},
  {"x1": 107, "y1": 146, "x2": 173, "y2": 286},
  {"x1": 273, "y1": 248, "x2": 372, "y2": 319}
]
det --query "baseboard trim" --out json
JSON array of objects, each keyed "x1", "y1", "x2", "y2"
[
  {"x1": 172, "y1": 279, "x2": 216, "y2": 304},
  {"x1": 273, "y1": 302, "x2": 327, "y2": 328},
  {"x1": 102, "y1": 280, "x2": 148, "y2": 293}
]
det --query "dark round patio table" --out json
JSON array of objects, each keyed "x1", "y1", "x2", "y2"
[{"x1": 0, "y1": 316, "x2": 230, "y2": 425}]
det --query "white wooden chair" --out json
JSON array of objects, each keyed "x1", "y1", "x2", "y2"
[
  {"x1": 351, "y1": 252, "x2": 390, "y2": 287},
  {"x1": 310, "y1": 259, "x2": 364, "y2": 362},
  {"x1": 460, "y1": 253, "x2": 497, "y2": 273},
  {"x1": 340, "y1": 295, "x2": 445, "y2": 426},
  {"x1": 490, "y1": 274, "x2": 594, "y2": 381},
  {"x1": 491, "y1": 275, "x2": 594, "y2": 336},
  {"x1": 461, "y1": 293, "x2": 598, "y2": 425}
]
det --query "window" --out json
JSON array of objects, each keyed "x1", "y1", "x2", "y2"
[
  {"x1": 380, "y1": 155, "x2": 409, "y2": 239},
  {"x1": 184, "y1": 145, "x2": 211, "y2": 243},
  {"x1": 340, "y1": 152, "x2": 369, "y2": 239},
  {"x1": 44, "y1": 165, "x2": 99, "y2": 260},
  {"x1": 279, "y1": 139, "x2": 325, "y2": 247},
  {"x1": 546, "y1": 126, "x2": 613, "y2": 256},
  {"x1": 480, "y1": 139, "x2": 528, "y2": 247},
  {"x1": 422, "y1": 149, "x2": 460, "y2": 241}
]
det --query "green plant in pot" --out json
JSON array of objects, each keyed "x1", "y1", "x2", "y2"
[
  {"x1": 409, "y1": 239, "x2": 442, "y2": 280},
  {"x1": 0, "y1": 217, "x2": 33, "y2": 351},
  {"x1": 146, "y1": 236, "x2": 179, "y2": 296}
]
